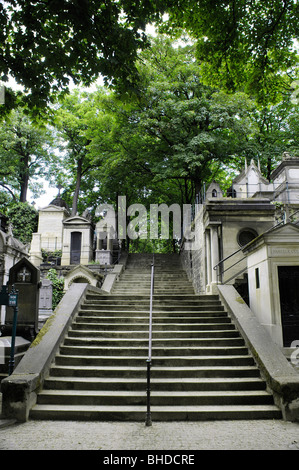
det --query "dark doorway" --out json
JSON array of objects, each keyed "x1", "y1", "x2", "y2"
[
  {"x1": 278, "y1": 266, "x2": 299, "y2": 347},
  {"x1": 70, "y1": 232, "x2": 82, "y2": 264}
]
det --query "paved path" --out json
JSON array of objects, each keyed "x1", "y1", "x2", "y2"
[
  {"x1": 1, "y1": 394, "x2": 299, "y2": 451},
  {"x1": 1, "y1": 417, "x2": 299, "y2": 450}
]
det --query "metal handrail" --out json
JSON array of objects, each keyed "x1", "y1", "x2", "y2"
[
  {"x1": 213, "y1": 219, "x2": 286, "y2": 277},
  {"x1": 213, "y1": 210, "x2": 299, "y2": 284},
  {"x1": 145, "y1": 254, "x2": 154, "y2": 427}
]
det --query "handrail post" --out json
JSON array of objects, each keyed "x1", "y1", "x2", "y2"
[{"x1": 145, "y1": 256, "x2": 154, "y2": 426}]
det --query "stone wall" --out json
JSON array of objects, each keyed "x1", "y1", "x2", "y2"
[{"x1": 180, "y1": 206, "x2": 206, "y2": 294}]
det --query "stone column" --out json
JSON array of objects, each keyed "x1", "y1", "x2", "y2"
[
  {"x1": 205, "y1": 229, "x2": 212, "y2": 287},
  {"x1": 29, "y1": 233, "x2": 43, "y2": 267},
  {"x1": 210, "y1": 224, "x2": 220, "y2": 287}
]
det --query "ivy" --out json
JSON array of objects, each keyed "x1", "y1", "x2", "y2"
[
  {"x1": 46, "y1": 268, "x2": 65, "y2": 310},
  {"x1": 7, "y1": 201, "x2": 38, "y2": 244}
]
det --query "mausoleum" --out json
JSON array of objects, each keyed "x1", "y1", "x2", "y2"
[{"x1": 181, "y1": 152, "x2": 299, "y2": 352}]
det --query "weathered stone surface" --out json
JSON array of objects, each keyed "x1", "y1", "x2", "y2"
[{"x1": 218, "y1": 284, "x2": 299, "y2": 421}]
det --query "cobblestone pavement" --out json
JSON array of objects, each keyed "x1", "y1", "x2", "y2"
[{"x1": 0, "y1": 418, "x2": 299, "y2": 450}]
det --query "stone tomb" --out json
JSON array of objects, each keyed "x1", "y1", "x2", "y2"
[
  {"x1": 30, "y1": 203, "x2": 69, "y2": 266},
  {"x1": 61, "y1": 215, "x2": 94, "y2": 266},
  {"x1": 243, "y1": 223, "x2": 299, "y2": 348},
  {"x1": 3, "y1": 258, "x2": 40, "y2": 341},
  {"x1": 64, "y1": 264, "x2": 104, "y2": 291}
]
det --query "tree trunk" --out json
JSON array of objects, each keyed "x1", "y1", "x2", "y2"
[
  {"x1": 267, "y1": 156, "x2": 272, "y2": 181},
  {"x1": 19, "y1": 154, "x2": 30, "y2": 202}
]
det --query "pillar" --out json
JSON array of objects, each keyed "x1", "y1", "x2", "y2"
[{"x1": 210, "y1": 224, "x2": 220, "y2": 289}]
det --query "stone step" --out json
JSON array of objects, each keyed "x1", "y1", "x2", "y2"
[
  {"x1": 78, "y1": 310, "x2": 228, "y2": 318},
  {"x1": 68, "y1": 328, "x2": 240, "y2": 338},
  {"x1": 30, "y1": 253, "x2": 281, "y2": 422},
  {"x1": 35, "y1": 389, "x2": 275, "y2": 407},
  {"x1": 63, "y1": 336, "x2": 245, "y2": 347},
  {"x1": 83, "y1": 295, "x2": 224, "y2": 310},
  {"x1": 30, "y1": 404, "x2": 282, "y2": 421},
  {"x1": 112, "y1": 290, "x2": 196, "y2": 294},
  {"x1": 59, "y1": 346, "x2": 249, "y2": 357},
  {"x1": 89, "y1": 294, "x2": 218, "y2": 301},
  {"x1": 49, "y1": 364, "x2": 262, "y2": 379},
  {"x1": 80, "y1": 306, "x2": 226, "y2": 313},
  {"x1": 113, "y1": 286, "x2": 191, "y2": 291},
  {"x1": 43, "y1": 376, "x2": 267, "y2": 392},
  {"x1": 75, "y1": 315, "x2": 233, "y2": 324},
  {"x1": 55, "y1": 354, "x2": 255, "y2": 367},
  {"x1": 112, "y1": 277, "x2": 190, "y2": 282},
  {"x1": 119, "y1": 276, "x2": 187, "y2": 280}
]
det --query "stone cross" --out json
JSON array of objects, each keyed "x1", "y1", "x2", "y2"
[
  {"x1": 56, "y1": 184, "x2": 63, "y2": 196},
  {"x1": 17, "y1": 266, "x2": 31, "y2": 283}
]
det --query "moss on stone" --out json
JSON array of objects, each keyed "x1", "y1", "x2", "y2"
[{"x1": 30, "y1": 313, "x2": 56, "y2": 347}]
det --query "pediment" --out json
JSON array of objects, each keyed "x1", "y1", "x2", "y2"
[
  {"x1": 243, "y1": 222, "x2": 299, "y2": 254},
  {"x1": 64, "y1": 264, "x2": 103, "y2": 290},
  {"x1": 264, "y1": 222, "x2": 299, "y2": 243},
  {"x1": 65, "y1": 264, "x2": 94, "y2": 278},
  {"x1": 39, "y1": 204, "x2": 69, "y2": 213},
  {"x1": 63, "y1": 215, "x2": 91, "y2": 225}
]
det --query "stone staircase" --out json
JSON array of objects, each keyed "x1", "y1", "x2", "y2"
[{"x1": 30, "y1": 253, "x2": 281, "y2": 421}]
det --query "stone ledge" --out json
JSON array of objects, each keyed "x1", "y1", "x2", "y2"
[{"x1": 218, "y1": 284, "x2": 299, "y2": 422}]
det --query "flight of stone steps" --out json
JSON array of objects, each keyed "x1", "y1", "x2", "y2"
[{"x1": 30, "y1": 253, "x2": 281, "y2": 421}]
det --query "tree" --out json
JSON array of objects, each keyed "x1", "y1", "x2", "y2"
[
  {"x1": 53, "y1": 88, "x2": 117, "y2": 215},
  {"x1": 0, "y1": 0, "x2": 168, "y2": 113},
  {"x1": 162, "y1": 0, "x2": 298, "y2": 105},
  {"x1": 252, "y1": 99, "x2": 299, "y2": 179},
  {"x1": 0, "y1": 108, "x2": 54, "y2": 202},
  {"x1": 105, "y1": 36, "x2": 258, "y2": 203}
]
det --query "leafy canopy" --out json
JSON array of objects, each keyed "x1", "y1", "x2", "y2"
[
  {"x1": 0, "y1": 107, "x2": 55, "y2": 202},
  {"x1": 0, "y1": 0, "x2": 167, "y2": 112},
  {"x1": 161, "y1": 0, "x2": 299, "y2": 105}
]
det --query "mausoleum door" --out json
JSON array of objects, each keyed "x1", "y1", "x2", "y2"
[
  {"x1": 278, "y1": 266, "x2": 299, "y2": 347},
  {"x1": 70, "y1": 232, "x2": 82, "y2": 265}
]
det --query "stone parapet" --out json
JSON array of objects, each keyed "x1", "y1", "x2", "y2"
[{"x1": 218, "y1": 284, "x2": 299, "y2": 422}]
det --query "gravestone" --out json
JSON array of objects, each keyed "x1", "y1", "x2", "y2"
[
  {"x1": 2, "y1": 258, "x2": 40, "y2": 341},
  {"x1": 38, "y1": 278, "x2": 53, "y2": 328}
]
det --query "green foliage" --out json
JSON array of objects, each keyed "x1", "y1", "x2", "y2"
[
  {"x1": 6, "y1": 202, "x2": 38, "y2": 244},
  {"x1": 0, "y1": 190, "x2": 13, "y2": 212},
  {"x1": 0, "y1": 0, "x2": 297, "y2": 116},
  {"x1": 162, "y1": 0, "x2": 298, "y2": 106},
  {"x1": 94, "y1": 37, "x2": 258, "y2": 203},
  {"x1": 48, "y1": 36, "x2": 298, "y2": 256},
  {"x1": 52, "y1": 89, "x2": 103, "y2": 215},
  {"x1": 46, "y1": 269, "x2": 65, "y2": 310},
  {"x1": 0, "y1": 0, "x2": 168, "y2": 113},
  {"x1": 41, "y1": 249, "x2": 62, "y2": 262},
  {"x1": 0, "y1": 107, "x2": 55, "y2": 202}
]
